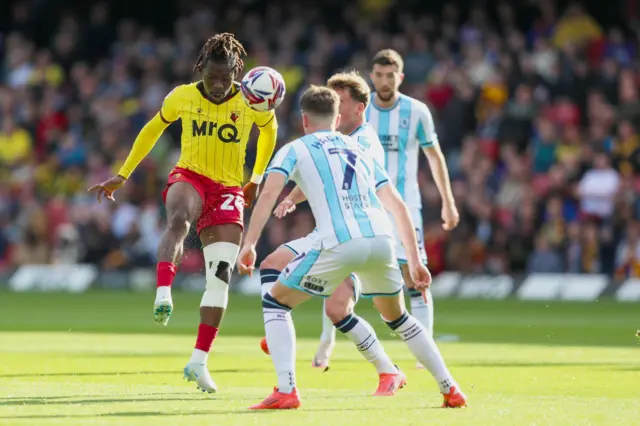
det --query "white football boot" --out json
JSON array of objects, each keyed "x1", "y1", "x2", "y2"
[
  {"x1": 183, "y1": 363, "x2": 218, "y2": 393},
  {"x1": 311, "y1": 339, "x2": 334, "y2": 372},
  {"x1": 153, "y1": 287, "x2": 173, "y2": 326}
]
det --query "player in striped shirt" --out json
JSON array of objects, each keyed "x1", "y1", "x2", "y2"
[
  {"x1": 367, "y1": 50, "x2": 459, "y2": 368},
  {"x1": 237, "y1": 86, "x2": 466, "y2": 410},
  {"x1": 258, "y1": 71, "x2": 385, "y2": 370}
]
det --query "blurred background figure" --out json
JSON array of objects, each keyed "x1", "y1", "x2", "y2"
[{"x1": 0, "y1": 0, "x2": 638, "y2": 280}]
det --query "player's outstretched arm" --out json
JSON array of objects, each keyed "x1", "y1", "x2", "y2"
[
  {"x1": 377, "y1": 184, "x2": 431, "y2": 290},
  {"x1": 273, "y1": 186, "x2": 307, "y2": 219},
  {"x1": 243, "y1": 114, "x2": 279, "y2": 207},
  {"x1": 87, "y1": 112, "x2": 169, "y2": 203},
  {"x1": 238, "y1": 172, "x2": 287, "y2": 275}
]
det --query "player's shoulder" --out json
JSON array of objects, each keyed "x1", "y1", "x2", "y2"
[
  {"x1": 401, "y1": 94, "x2": 432, "y2": 116},
  {"x1": 164, "y1": 83, "x2": 198, "y2": 102},
  {"x1": 359, "y1": 124, "x2": 380, "y2": 140}
]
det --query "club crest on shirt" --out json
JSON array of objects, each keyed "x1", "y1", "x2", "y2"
[
  {"x1": 400, "y1": 118, "x2": 410, "y2": 129},
  {"x1": 230, "y1": 111, "x2": 240, "y2": 123}
]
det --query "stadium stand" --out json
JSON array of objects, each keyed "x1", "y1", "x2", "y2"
[{"x1": 0, "y1": 0, "x2": 639, "y2": 279}]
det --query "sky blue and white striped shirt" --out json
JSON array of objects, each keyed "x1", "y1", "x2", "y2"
[
  {"x1": 267, "y1": 130, "x2": 393, "y2": 249},
  {"x1": 366, "y1": 93, "x2": 439, "y2": 209}
]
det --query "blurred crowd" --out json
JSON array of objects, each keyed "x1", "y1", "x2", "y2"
[{"x1": 1, "y1": 0, "x2": 639, "y2": 278}]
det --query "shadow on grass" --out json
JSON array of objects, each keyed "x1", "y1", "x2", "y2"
[
  {"x1": 0, "y1": 392, "x2": 371, "y2": 406},
  {"x1": 0, "y1": 404, "x2": 441, "y2": 419},
  {"x1": 0, "y1": 397, "x2": 213, "y2": 406},
  {"x1": 453, "y1": 361, "x2": 637, "y2": 368},
  {"x1": 0, "y1": 392, "x2": 185, "y2": 401},
  {"x1": 0, "y1": 368, "x2": 260, "y2": 378}
]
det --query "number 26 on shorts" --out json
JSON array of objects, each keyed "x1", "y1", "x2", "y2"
[{"x1": 220, "y1": 194, "x2": 244, "y2": 211}]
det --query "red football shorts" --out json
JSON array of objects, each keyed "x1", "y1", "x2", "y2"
[{"x1": 162, "y1": 167, "x2": 244, "y2": 234}]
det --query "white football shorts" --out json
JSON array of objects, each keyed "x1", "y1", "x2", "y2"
[{"x1": 279, "y1": 235, "x2": 403, "y2": 299}]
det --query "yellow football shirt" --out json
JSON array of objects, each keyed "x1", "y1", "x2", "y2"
[
  {"x1": 162, "y1": 82, "x2": 276, "y2": 186},
  {"x1": 118, "y1": 81, "x2": 277, "y2": 187}
]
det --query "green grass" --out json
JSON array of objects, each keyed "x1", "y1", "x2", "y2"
[{"x1": 0, "y1": 291, "x2": 638, "y2": 425}]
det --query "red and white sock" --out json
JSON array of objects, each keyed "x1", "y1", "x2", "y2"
[
  {"x1": 156, "y1": 262, "x2": 176, "y2": 300},
  {"x1": 189, "y1": 323, "x2": 219, "y2": 364}
]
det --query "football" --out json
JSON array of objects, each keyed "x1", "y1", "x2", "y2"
[{"x1": 240, "y1": 66, "x2": 286, "y2": 112}]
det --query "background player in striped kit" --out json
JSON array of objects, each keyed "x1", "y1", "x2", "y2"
[
  {"x1": 366, "y1": 50, "x2": 459, "y2": 368},
  {"x1": 237, "y1": 86, "x2": 466, "y2": 410}
]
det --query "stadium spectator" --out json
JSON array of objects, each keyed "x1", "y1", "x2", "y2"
[{"x1": 0, "y1": 0, "x2": 637, "y2": 281}]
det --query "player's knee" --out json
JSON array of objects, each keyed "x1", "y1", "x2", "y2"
[
  {"x1": 325, "y1": 297, "x2": 350, "y2": 323},
  {"x1": 259, "y1": 250, "x2": 289, "y2": 272},
  {"x1": 201, "y1": 242, "x2": 240, "y2": 309},
  {"x1": 166, "y1": 208, "x2": 192, "y2": 236}
]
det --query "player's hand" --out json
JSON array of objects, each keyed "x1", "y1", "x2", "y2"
[
  {"x1": 273, "y1": 198, "x2": 296, "y2": 219},
  {"x1": 441, "y1": 202, "x2": 460, "y2": 231},
  {"x1": 243, "y1": 182, "x2": 259, "y2": 208},
  {"x1": 237, "y1": 244, "x2": 257, "y2": 276},
  {"x1": 409, "y1": 262, "x2": 432, "y2": 292},
  {"x1": 87, "y1": 175, "x2": 126, "y2": 204}
]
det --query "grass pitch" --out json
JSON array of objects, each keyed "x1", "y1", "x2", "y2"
[{"x1": 0, "y1": 291, "x2": 638, "y2": 425}]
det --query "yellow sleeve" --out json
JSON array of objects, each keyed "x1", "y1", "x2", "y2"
[
  {"x1": 251, "y1": 112, "x2": 278, "y2": 183},
  {"x1": 159, "y1": 86, "x2": 182, "y2": 123},
  {"x1": 117, "y1": 113, "x2": 170, "y2": 179}
]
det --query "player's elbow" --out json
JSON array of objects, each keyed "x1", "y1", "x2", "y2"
[
  {"x1": 378, "y1": 185, "x2": 403, "y2": 212},
  {"x1": 423, "y1": 144, "x2": 444, "y2": 161}
]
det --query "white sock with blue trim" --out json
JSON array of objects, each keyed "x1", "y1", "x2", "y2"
[
  {"x1": 260, "y1": 268, "x2": 281, "y2": 297},
  {"x1": 409, "y1": 287, "x2": 434, "y2": 337},
  {"x1": 386, "y1": 312, "x2": 454, "y2": 393},
  {"x1": 335, "y1": 313, "x2": 396, "y2": 374},
  {"x1": 262, "y1": 292, "x2": 296, "y2": 394}
]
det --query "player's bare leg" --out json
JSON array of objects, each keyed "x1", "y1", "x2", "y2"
[
  {"x1": 259, "y1": 247, "x2": 338, "y2": 368},
  {"x1": 183, "y1": 223, "x2": 241, "y2": 393},
  {"x1": 314, "y1": 278, "x2": 357, "y2": 370},
  {"x1": 401, "y1": 263, "x2": 434, "y2": 369},
  {"x1": 373, "y1": 293, "x2": 466, "y2": 407},
  {"x1": 154, "y1": 182, "x2": 202, "y2": 326}
]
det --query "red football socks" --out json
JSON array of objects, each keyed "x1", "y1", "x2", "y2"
[
  {"x1": 195, "y1": 323, "x2": 219, "y2": 352},
  {"x1": 157, "y1": 262, "x2": 177, "y2": 287}
]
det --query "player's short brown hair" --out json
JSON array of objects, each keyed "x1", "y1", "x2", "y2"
[
  {"x1": 372, "y1": 49, "x2": 404, "y2": 72},
  {"x1": 299, "y1": 85, "x2": 340, "y2": 119},
  {"x1": 327, "y1": 71, "x2": 371, "y2": 107}
]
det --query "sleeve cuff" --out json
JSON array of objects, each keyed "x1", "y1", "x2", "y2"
[
  {"x1": 376, "y1": 179, "x2": 389, "y2": 190},
  {"x1": 250, "y1": 173, "x2": 264, "y2": 184},
  {"x1": 267, "y1": 167, "x2": 290, "y2": 179},
  {"x1": 117, "y1": 168, "x2": 131, "y2": 179}
]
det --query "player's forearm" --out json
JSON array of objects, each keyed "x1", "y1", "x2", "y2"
[
  {"x1": 244, "y1": 174, "x2": 286, "y2": 246},
  {"x1": 244, "y1": 191, "x2": 279, "y2": 246},
  {"x1": 251, "y1": 123, "x2": 278, "y2": 184},
  {"x1": 286, "y1": 186, "x2": 307, "y2": 204},
  {"x1": 423, "y1": 145, "x2": 455, "y2": 207},
  {"x1": 118, "y1": 113, "x2": 168, "y2": 179}
]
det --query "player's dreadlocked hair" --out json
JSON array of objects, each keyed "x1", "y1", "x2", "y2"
[{"x1": 193, "y1": 33, "x2": 247, "y2": 74}]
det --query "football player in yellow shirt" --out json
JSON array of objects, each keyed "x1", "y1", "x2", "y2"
[{"x1": 88, "y1": 33, "x2": 278, "y2": 393}]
